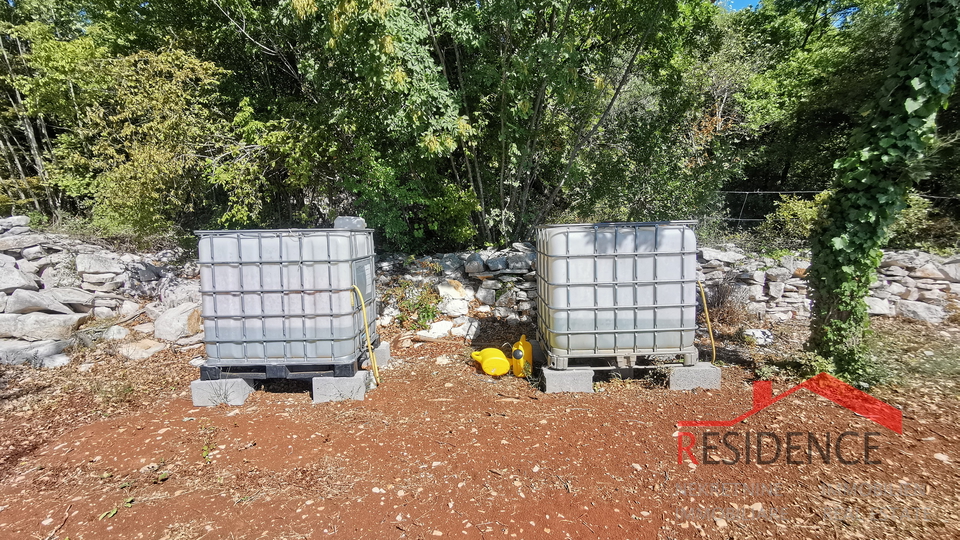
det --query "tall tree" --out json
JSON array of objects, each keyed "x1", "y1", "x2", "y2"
[{"x1": 807, "y1": 0, "x2": 960, "y2": 380}]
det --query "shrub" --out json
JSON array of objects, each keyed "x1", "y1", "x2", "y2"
[
  {"x1": 755, "y1": 191, "x2": 832, "y2": 249},
  {"x1": 756, "y1": 189, "x2": 956, "y2": 251}
]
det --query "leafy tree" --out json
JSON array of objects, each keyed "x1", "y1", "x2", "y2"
[
  {"x1": 18, "y1": 24, "x2": 228, "y2": 235},
  {"x1": 807, "y1": 0, "x2": 960, "y2": 380}
]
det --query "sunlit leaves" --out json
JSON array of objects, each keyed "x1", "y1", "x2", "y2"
[{"x1": 808, "y1": 0, "x2": 960, "y2": 380}]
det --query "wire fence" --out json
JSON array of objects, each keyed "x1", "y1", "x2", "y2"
[{"x1": 711, "y1": 189, "x2": 960, "y2": 225}]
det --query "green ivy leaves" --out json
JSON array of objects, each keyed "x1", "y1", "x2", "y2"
[{"x1": 808, "y1": 0, "x2": 960, "y2": 381}]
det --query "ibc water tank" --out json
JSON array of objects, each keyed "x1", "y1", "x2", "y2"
[
  {"x1": 535, "y1": 221, "x2": 698, "y2": 369},
  {"x1": 195, "y1": 225, "x2": 376, "y2": 377}
]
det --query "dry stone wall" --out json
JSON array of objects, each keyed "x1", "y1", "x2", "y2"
[
  {"x1": 0, "y1": 216, "x2": 204, "y2": 367},
  {"x1": 1, "y1": 213, "x2": 954, "y2": 368},
  {"x1": 376, "y1": 244, "x2": 959, "y2": 341}
]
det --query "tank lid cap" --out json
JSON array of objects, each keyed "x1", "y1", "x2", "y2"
[{"x1": 334, "y1": 216, "x2": 367, "y2": 229}]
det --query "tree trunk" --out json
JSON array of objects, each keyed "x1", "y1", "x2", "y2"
[{"x1": 807, "y1": 0, "x2": 960, "y2": 380}]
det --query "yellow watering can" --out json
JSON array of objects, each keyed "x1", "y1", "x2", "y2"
[
  {"x1": 472, "y1": 335, "x2": 533, "y2": 377},
  {"x1": 511, "y1": 335, "x2": 532, "y2": 378},
  {"x1": 472, "y1": 348, "x2": 511, "y2": 376}
]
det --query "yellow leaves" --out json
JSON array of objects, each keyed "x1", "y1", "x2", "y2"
[
  {"x1": 382, "y1": 35, "x2": 395, "y2": 55},
  {"x1": 330, "y1": 0, "x2": 358, "y2": 37},
  {"x1": 389, "y1": 68, "x2": 408, "y2": 89},
  {"x1": 456, "y1": 116, "x2": 474, "y2": 138},
  {"x1": 368, "y1": 0, "x2": 394, "y2": 19},
  {"x1": 440, "y1": 134, "x2": 455, "y2": 152},
  {"x1": 292, "y1": 0, "x2": 318, "y2": 19},
  {"x1": 516, "y1": 99, "x2": 530, "y2": 116},
  {"x1": 593, "y1": 75, "x2": 606, "y2": 91},
  {"x1": 422, "y1": 133, "x2": 441, "y2": 154},
  {"x1": 420, "y1": 132, "x2": 457, "y2": 154}
]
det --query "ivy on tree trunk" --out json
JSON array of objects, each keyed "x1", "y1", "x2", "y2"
[{"x1": 808, "y1": 0, "x2": 960, "y2": 381}]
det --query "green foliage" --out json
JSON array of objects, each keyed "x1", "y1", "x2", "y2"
[
  {"x1": 0, "y1": 0, "x2": 955, "y2": 259},
  {"x1": 808, "y1": 0, "x2": 960, "y2": 381},
  {"x1": 789, "y1": 351, "x2": 836, "y2": 379},
  {"x1": 756, "y1": 191, "x2": 833, "y2": 249},
  {"x1": 757, "y1": 189, "x2": 952, "y2": 251},
  {"x1": 383, "y1": 279, "x2": 440, "y2": 331},
  {"x1": 725, "y1": 0, "x2": 906, "y2": 219}
]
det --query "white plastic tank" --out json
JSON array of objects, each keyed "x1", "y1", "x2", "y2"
[
  {"x1": 535, "y1": 221, "x2": 698, "y2": 368},
  {"x1": 195, "y1": 225, "x2": 376, "y2": 368}
]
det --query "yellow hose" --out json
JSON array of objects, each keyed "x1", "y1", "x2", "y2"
[
  {"x1": 697, "y1": 280, "x2": 716, "y2": 364},
  {"x1": 352, "y1": 285, "x2": 380, "y2": 384}
]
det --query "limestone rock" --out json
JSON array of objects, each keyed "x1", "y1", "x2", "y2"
[
  {"x1": 47, "y1": 287, "x2": 94, "y2": 308},
  {"x1": 437, "y1": 279, "x2": 470, "y2": 299},
  {"x1": 154, "y1": 302, "x2": 202, "y2": 342},
  {"x1": 103, "y1": 325, "x2": 130, "y2": 340},
  {"x1": 416, "y1": 320, "x2": 453, "y2": 341},
  {"x1": 41, "y1": 354, "x2": 72, "y2": 368},
  {"x1": 900, "y1": 288, "x2": 920, "y2": 302},
  {"x1": 739, "y1": 271, "x2": 766, "y2": 285},
  {"x1": 865, "y1": 297, "x2": 895, "y2": 316},
  {"x1": 450, "y1": 317, "x2": 480, "y2": 340},
  {"x1": 486, "y1": 256, "x2": 508, "y2": 271},
  {"x1": 698, "y1": 248, "x2": 745, "y2": 264},
  {"x1": 940, "y1": 258, "x2": 960, "y2": 282},
  {"x1": 767, "y1": 282, "x2": 785, "y2": 299},
  {"x1": 16, "y1": 312, "x2": 91, "y2": 341},
  {"x1": 0, "y1": 234, "x2": 45, "y2": 252},
  {"x1": 765, "y1": 267, "x2": 792, "y2": 282},
  {"x1": 464, "y1": 253, "x2": 486, "y2": 274},
  {"x1": 439, "y1": 297, "x2": 469, "y2": 317},
  {"x1": 439, "y1": 253, "x2": 463, "y2": 275},
  {"x1": 0, "y1": 216, "x2": 30, "y2": 228},
  {"x1": 144, "y1": 301, "x2": 165, "y2": 320},
  {"x1": 128, "y1": 261, "x2": 163, "y2": 282},
  {"x1": 909, "y1": 263, "x2": 946, "y2": 280},
  {"x1": 176, "y1": 331, "x2": 205, "y2": 346},
  {"x1": 81, "y1": 281, "x2": 122, "y2": 292},
  {"x1": 82, "y1": 272, "x2": 118, "y2": 284},
  {"x1": 4, "y1": 289, "x2": 73, "y2": 314},
  {"x1": 119, "y1": 300, "x2": 140, "y2": 317},
  {"x1": 881, "y1": 265, "x2": 909, "y2": 277},
  {"x1": 16, "y1": 259, "x2": 39, "y2": 275},
  {"x1": 897, "y1": 300, "x2": 945, "y2": 323},
  {"x1": 506, "y1": 252, "x2": 531, "y2": 270},
  {"x1": 918, "y1": 290, "x2": 947, "y2": 306},
  {"x1": 476, "y1": 287, "x2": 496, "y2": 305},
  {"x1": 40, "y1": 255, "x2": 81, "y2": 289},
  {"x1": 75, "y1": 253, "x2": 124, "y2": 275},
  {"x1": 886, "y1": 282, "x2": 907, "y2": 296},
  {"x1": 119, "y1": 339, "x2": 168, "y2": 361},
  {"x1": 481, "y1": 280, "x2": 502, "y2": 290},
  {"x1": 0, "y1": 314, "x2": 20, "y2": 337},
  {"x1": 159, "y1": 280, "x2": 201, "y2": 309},
  {"x1": 132, "y1": 322, "x2": 155, "y2": 334},
  {"x1": 93, "y1": 307, "x2": 116, "y2": 318},
  {"x1": 21, "y1": 245, "x2": 45, "y2": 261},
  {"x1": 0, "y1": 264, "x2": 39, "y2": 293},
  {"x1": 0, "y1": 339, "x2": 69, "y2": 367}
]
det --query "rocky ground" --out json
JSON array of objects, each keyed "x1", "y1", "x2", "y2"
[{"x1": 0, "y1": 314, "x2": 957, "y2": 540}]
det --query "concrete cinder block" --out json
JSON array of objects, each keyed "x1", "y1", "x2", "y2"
[
  {"x1": 191, "y1": 378, "x2": 256, "y2": 407},
  {"x1": 669, "y1": 362, "x2": 721, "y2": 391},
  {"x1": 374, "y1": 342, "x2": 391, "y2": 369},
  {"x1": 541, "y1": 367, "x2": 594, "y2": 393},
  {"x1": 312, "y1": 371, "x2": 374, "y2": 403}
]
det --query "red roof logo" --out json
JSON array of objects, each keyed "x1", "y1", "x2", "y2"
[{"x1": 678, "y1": 373, "x2": 902, "y2": 434}]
